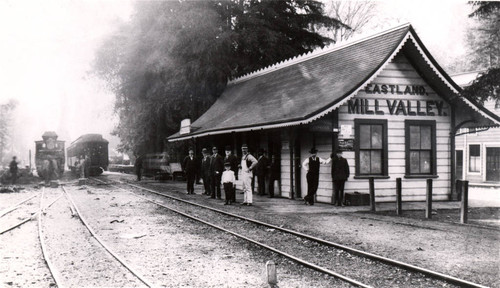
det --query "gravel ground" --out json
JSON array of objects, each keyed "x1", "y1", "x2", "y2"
[{"x1": 1, "y1": 175, "x2": 498, "y2": 288}]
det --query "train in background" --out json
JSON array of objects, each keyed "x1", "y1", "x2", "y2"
[
  {"x1": 67, "y1": 134, "x2": 109, "y2": 176},
  {"x1": 35, "y1": 131, "x2": 65, "y2": 179}
]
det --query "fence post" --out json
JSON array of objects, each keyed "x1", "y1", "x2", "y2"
[
  {"x1": 460, "y1": 180, "x2": 469, "y2": 224},
  {"x1": 369, "y1": 177, "x2": 375, "y2": 212},
  {"x1": 425, "y1": 179, "x2": 433, "y2": 219},
  {"x1": 396, "y1": 178, "x2": 402, "y2": 216},
  {"x1": 456, "y1": 179, "x2": 462, "y2": 201}
]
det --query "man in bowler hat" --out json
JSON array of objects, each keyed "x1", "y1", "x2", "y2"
[
  {"x1": 255, "y1": 148, "x2": 268, "y2": 196},
  {"x1": 182, "y1": 148, "x2": 197, "y2": 194},
  {"x1": 210, "y1": 146, "x2": 224, "y2": 199},
  {"x1": 302, "y1": 148, "x2": 331, "y2": 205},
  {"x1": 200, "y1": 148, "x2": 211, "y2": 195},
  {"x1": 331, "y1": 149, "x2": 350, "y2": 206}
]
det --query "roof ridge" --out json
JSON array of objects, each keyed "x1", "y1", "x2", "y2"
[{"x1": 228, "y1": 23, "x2": 412, "y2": 85}]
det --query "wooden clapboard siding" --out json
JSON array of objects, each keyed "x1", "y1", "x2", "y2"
[
  {"x1": 320, "y1": 53, "x2": 451, "y2": 202},
  {"x1": 274, "y1": 52, "x2": 454, "y2": 203}
]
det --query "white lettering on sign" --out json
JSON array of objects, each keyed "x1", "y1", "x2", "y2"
[{"x1": 347, "y1": 99, "x2": 447, "y2": 116}]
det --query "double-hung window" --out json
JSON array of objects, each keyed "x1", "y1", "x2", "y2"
[
  {"x1": 355, "y1": 119, "x2": 388, "y2": 177},
  {"x1": 469, "y1": 144, "x2": 481, "y2": 172},
  {"x1": 405, "y1": 120, "x2": 436, "y2": 177}
]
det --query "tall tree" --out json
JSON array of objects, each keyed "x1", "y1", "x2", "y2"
[
  {"x1": 0, "y1": 99, "x2": 18, "y2": 164},
  {"x1": 320, "y1": 1, "x2": 376, "y2": 42},
  {"x1": 94, "y1": 0, "x2": 344, "y2": 155},
  {"x1": 461, "y1": 1, "x2": 500, "y2": 105}
]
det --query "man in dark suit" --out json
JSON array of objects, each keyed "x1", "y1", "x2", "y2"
[
  {"x1": 200, "y1": 148, "x2": 211, "y2": 195},
  {"x1": 331, "y1": 150, "x2": 350, "y2": 206},
  {"x1": 182, "y1": 148, "x2": 197, "y2": 194},
  {"x1": 224, "y1": 145, "x2": 239, "y2": 202},
  {"x1": 255, "y1": 149, "x2": 268, "y2": 196},
  {"x1": 268, "y1": 154, "x2": 280, "y2": 198},
  {"x1": 210, "y1": 146, "x2": 224, "y2": 199}
]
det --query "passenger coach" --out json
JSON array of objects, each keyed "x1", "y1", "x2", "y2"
[
  {"x1": 67, "y1": 134, "x2": 109, "y2": 176},
  {"x1": 168, "y1": 24, "x2": 500, "y2": 204}
]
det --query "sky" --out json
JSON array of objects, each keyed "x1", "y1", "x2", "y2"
[{"x1": 0, "y1": 0, "x2": 475, "y2": 166}]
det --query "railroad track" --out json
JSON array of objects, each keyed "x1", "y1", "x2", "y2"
[
  {"x1": 36, "y1": 185, "x2": 152, "y2": 288},
  {"x1": 92, "y1": 177, "x2": 489, "y2": 288}
]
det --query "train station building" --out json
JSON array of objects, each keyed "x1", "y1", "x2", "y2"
[{"x1": 168, "y1": 24, "x2": 500, "y2": 203}]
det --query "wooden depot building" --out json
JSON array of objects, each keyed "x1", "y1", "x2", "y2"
[{"x1": 168, "y1": 24, "x2": 500, "y2": 204}]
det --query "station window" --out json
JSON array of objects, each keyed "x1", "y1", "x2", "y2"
[
  {"x1": 354, "y1": 119, "x2": 388, "y2": 177},
  {"x1": 469, "y1": 144, "x2": 481, "y2": 172},
  {"x1": 405, "y1": 120, "x2": 436, "y2": 177}
]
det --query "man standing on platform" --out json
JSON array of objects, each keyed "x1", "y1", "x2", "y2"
[
  {"x1": 268, "y1": 154, "x2": 280, "y2": 198},
  {"x1": 240, "y1": 144, "x2": 257, "y2": 206},
  {"x1": 182, "y1": 148, "x2": 197, "y2": 194},
  {"x1": 255, "y1": 149, "x2": 268, "y2": 196},
  {"x1": 331, "y1": 150, "x2": 350, "y2": 206},
  {"x1": 224, "y1": 145, "x2": 239, "y2": 202},
  {"x1": 200, "y1": 148, "x2": 211, "y2": 195},
  {"x1": 302, "y1": 148, "x2": 331, "y2": 205},
  {"x1": 210, "y1": 146, "x2": 224, "y2": 199}
]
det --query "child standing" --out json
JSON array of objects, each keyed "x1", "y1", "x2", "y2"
[{"x1": 221, "y1": 162, "x2": 236, "y2": 205}]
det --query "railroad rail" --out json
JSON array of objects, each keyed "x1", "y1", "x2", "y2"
[
  {"x1": 93, "y1": 177, "x2": 489, "y2": 288},
  {"x1": 59, "y1": 185, "x2": 153, "y2": 287},
  {"x1": 32, "y1": 185, "x2": 153, "y2": 288}
]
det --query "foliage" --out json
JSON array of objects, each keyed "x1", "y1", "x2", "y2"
[
  {"x1": 461, "y1": 1, "x2": 500, "y2": 104},
  {"x1": 462, "y1": 68, "x2": 500, "y2": 105},
  {"x1": 94, "y1": 0, "x2": 344, "y2": 155},
  {"x1": 0, "y1": 99, "x2": 18, "y2": 164},
  {"x1": 320, "y1": 1, "x2": 376, "y2": 42}
]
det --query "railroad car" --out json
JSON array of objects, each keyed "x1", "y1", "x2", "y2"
[
  {"x1": 67, "y1": 134, "x2": 109, "y2": 176},
  {"x1": 142, "y1": 152, "x2": 171, "y2": 179},
  {"x1": 35, "y1": 131, "x2": 65, "y2": 179}
]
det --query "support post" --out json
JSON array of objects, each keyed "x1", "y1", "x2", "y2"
[
  {"x1": 450, "y1": 105, "x2": 457, "y2": 200},
  {"x1": 289, "y1": 128, "x2": 294, "y2": 200},
  {"x1": 460, "y1": 180, "x2": 469, "y2": 224},
  {"x1": 369, "y1": 177, "x2": 375, "y2": 212},
  {"x1": 396, "y1": 178, "x2": 402, "y2": 216},
  {"x1": 426, "y1": 179, "x2": 433, "y2": 219}
]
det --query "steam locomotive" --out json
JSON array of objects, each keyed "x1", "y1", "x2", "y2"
[{"x1": 35, "y1": 131, "x2": 65, "y2": 179}]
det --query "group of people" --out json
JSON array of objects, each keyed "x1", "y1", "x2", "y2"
[
  {"x1": 179, "y1": 143, "x2": 350, "y2": 207},
  {"x1": 182, "y1": 144, "x2": 280, "y2": 206},
  {"x1": 302, "y1": 148, "x2": 350, "y2": 206}
]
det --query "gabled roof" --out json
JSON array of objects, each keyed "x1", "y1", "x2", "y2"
[{"x1": 169, "y1": 23, "x2": 499, "y2": 141}]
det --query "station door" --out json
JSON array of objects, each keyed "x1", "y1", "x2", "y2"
[{"x1": 486, "y1": 148, "x2": 500, "y2": 182}]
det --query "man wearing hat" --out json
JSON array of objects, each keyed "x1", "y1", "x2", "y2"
[
  {"x1": 224, "y1": 145, "x2": 239, "y2": 202},
  {"x1": 331, "y1": 149, "x2": 350, "y2": 206},
  {"x1": 302, "y1": 147, "x2": 331, "y2": 205},
  {"x1": 182, "y1": 148, "x2": 197, "y2": 194},
  {"x1": 240, "y1": 144, "x2": 258, "y2": 206},
  {"x1": 200, "y1": 148, "x2": 211, "y2": 195},
  {"x1": 210, "y1": 146, "x2": 224, "y2": 199},
  {"x1": 255, "y1": 148, "x2": 269, "y2": 196}
]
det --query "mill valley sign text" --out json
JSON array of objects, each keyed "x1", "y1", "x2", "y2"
[{"x1": 347, "y1": 84, "x2": 447, "y2": 116}]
